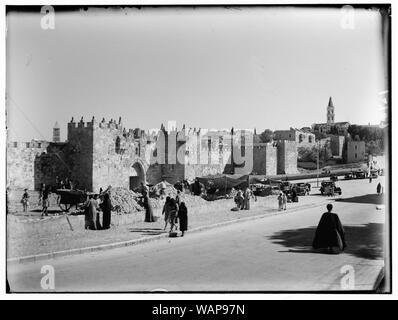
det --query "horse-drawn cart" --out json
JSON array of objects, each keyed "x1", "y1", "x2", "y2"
[{"x1": 55, "y1": 189, "x2": 89, "y2": 212}]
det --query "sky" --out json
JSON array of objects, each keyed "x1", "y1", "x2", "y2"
[{"x1": 6, "y1": 6, "x2": 388, "y2": 142}]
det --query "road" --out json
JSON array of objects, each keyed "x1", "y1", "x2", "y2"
[{"x1": 8, "y1": 178, "x2": 386, "y2": 292}]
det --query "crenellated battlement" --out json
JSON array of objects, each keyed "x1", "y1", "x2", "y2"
[{"x1": 7, "y1": 140, "x2": 49, "y2": 149}]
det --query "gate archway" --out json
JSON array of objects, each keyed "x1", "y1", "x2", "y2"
[{"x1": 129, "y1": 161, "x2": 146, "y2": 191}]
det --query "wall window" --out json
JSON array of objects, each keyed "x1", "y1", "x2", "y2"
[
  {"x1": 299, "y1": 134, "x2": 304, "y2": 143},
  {"x1": 355, "y1": 153, "x2": 357, "y2": 159},
  {"x1": 13, "y1": 142, "x2": 18, "y2": 147},
  {"x1": 308, "y1": 136, "x2": 313, "y2": 143},
  {"x1": 26, "y1": 142, "x2": 30, "y2": 148}
]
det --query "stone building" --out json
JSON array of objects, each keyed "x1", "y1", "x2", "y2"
[
  {"x1": 312, "y1": 97, "x2": 350, "y2": 135},
  {"x1": 53, "y1": 121, "x2": 60, "y2": 142},
  {"x1": 7, "y1": 140, "x2": 49, "y2": 190},
  {"x1": 276, "y1": 140, "x2": 298, "y2": 175},
  {"x1": 7, "y1": 118, "x2": 299, "y2": 191},
  {"x1": 330, "y1": 135, "x2": 345, "y2": 158},
  {"x1": 274, "y1": 127, "x2": 315, "y2": 147},
  {"x1": 347, "y1": 141, "x2": 366, "y2": 163}
]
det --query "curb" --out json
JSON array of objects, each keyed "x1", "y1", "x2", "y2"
[{"x1": 7, "y1": 200, "x2": 331, "y2": 265}]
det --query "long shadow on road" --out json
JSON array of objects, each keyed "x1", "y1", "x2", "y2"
[
  {"x1": 268, "y1": 223, "x2": 384, "y2": 260},
  {"x1": 335, "y1": 194, "x2": 384, "y2": 205}
]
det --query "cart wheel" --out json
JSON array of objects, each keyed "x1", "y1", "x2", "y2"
[{"x1": 59, "y1": 203, "x2": 71, "y2": 212}]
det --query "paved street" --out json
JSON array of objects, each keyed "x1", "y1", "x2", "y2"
[{"x1": 7, "y1": 178, "x2": 386, "y2": 292}]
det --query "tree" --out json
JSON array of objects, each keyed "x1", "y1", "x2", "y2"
[
  {"x1": 298, "y1": 146, "x2": 317, "y2": 162},
  {"x1": 259, "y1": 129, "x2": 274, "y2": 143}
]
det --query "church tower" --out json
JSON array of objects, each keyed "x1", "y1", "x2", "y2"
[
  {"x1": 53, "y1": 121, "x2": 60, "y2": 142},
  {"x1": 327, "y1": 96, "x2": 335, "y2": 125}
]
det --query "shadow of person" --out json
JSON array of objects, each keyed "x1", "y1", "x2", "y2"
[{"x1": 268, "y1": 223, "x2": 384, "y2": 260}]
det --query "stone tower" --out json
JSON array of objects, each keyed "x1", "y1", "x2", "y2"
[
  {"x1": 53, "y1": 121, "x2": 60, "y2": 142},
  {"x1": 327, "y1": 96, "x2": 335, "y2": 125}
]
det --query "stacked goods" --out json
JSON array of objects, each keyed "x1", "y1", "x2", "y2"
[
  {"x1": 109, "y1": 182, "x2": 208, "y2": 214},
  {"x1": 108, "y1": 187, "x2": 143, "y2": 214},
  {"x1": 149, "y1": 181, "x2": 178, "y2": 198},
  {"x1": 149, "y1": 182, "x2": 207, "y2": 208}
]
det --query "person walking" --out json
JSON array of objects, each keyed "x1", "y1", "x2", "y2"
[
  {"x1": 377, "y1": 182, "x2": 382, "y2": 195},
  {"x1": 312, "y1": 203, "x2": 346, "y2": 254},
  {"x1": 243, "y1": 187, "x2": 253, "y2": 210},
  {"x1": 41, "y1": 186, "x2": 50, "y2": 217},
  {"x1": 278, "y1": 192, "x2": 284, "y2": 211},
  {"x1": 178, "y1": 202, "x2": 188, "y2": 237},
  {"x1": 38, "y1": 183, "x2": 45, "y2": 207},
  {"x1": 234, "y1": 190, "x2": 244, "y2": 210},
  {"x1": 85, "y1": 195, "x2": 101, "y2": 230},
  {"x1": 100, "y1": 193, "x2": 112, "y2": 229},
  {"x1": 282, "y1": 192, "x2": 287, "y2": 210},
  {"x1": 143, "y1": 191, "x2": 155, "y2": 222},
  {"x1": 21, "y1": 189, "x2": 29, "y2": 212},
  {"x1": 168, "y1": 198, "x2": 178, "y2": 232},
  {"x1": 162, "y1": 196, "x2": 171, "y2": 230}
]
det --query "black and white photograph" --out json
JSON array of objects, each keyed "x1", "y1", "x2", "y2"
[{"x1": 3, "y1": 2, "x2": 392, "y2": 294}]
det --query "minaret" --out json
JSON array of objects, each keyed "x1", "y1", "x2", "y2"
[
  {"x1": 53, "y1": 121, "x2": 60, "y2": 142},
  {"x1": 327, "y1": 96, "x2": 335, "y2": 125}
]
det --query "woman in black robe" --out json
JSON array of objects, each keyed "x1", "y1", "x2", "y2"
[
  {"x1": 100, "y1": 193, "x2": 112, "y2": 229},
  {"x1": 143, "y1": 192, "x2": 155, "y2": 222},
  {"x1": 312, "y1": 204, "x2": 346, "y2": 254},
  {"x1": 178, "y1": 202, "x2": 188, "y2": 236}
]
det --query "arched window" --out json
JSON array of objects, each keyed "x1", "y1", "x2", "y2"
[{"x1": 115, "y1": 136, "x2": 121, "y2": 154}]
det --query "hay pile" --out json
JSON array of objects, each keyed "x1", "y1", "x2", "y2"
[
  {"x1": 108, "y1": 182, "x2": 207, "y2": 214},
  {"x1": 109, "y1": 187, "x2": 143, "y2": 214}
]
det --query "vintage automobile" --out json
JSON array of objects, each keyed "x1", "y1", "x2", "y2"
[
  {"x1": 321, "y1": 167, "x2": 331, "y2": 174},
  {"x1": 330, "y1": 174, "x2": 338, "y2": 181},
  {"x1": 344, "y1": 172, "x2": 354, "y2": 180},
  {"x1": 370, "y1": 169, "x2": 379, "y2": 179},
  {"x1": 320, "y1": 181, "x2": 342, "y2": 196},
  {"x1": 293, "y1": 182, "x2": 311, "y2": 196},
  {"x1": 354, "y1": 169, "x2": 366, "y2": 179},
  {"x1": 280, "y1": 181, "x2": 292, "y2": 195}
]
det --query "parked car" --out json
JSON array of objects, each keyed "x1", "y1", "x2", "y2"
[
  {"x1": 354, "y1": 170, "x2": 366, "y2": 179},
  {"x1": 370, "y1": 170, "x2": 379, "y2": 179},
  {"x1": 344, "y1": 172, "x2": 354, "y2": 180},
  {"x1": 320, "y1": 181, "x2": 342, "y2": 195},
  {"x1": 293, "y1": 183, "x2": 311, "y2": 196},
  {"x1": 321, "y1": 167, "x2": 331, "y2": 174},
  {"x1": 280, "y1": 181, "x2": 292, "y2": 194},
  {"x1": 330, "y1": 174, "x2": 338, "y2": 181}
]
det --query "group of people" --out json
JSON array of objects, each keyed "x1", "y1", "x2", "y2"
[
  {"x1": 234, "y1": 187, "x2": 255, "y2": 210},
  {"x1": 19, "y1": 183, "x2": 59, "y2": 216},
  {"x1": 162, "y1": 192, "x2": 188, "y2": 236},
  {"x1": 55, "y1": 177, "x2": 74, "y2": 190},
  {"x1": 83, "y1": 193, "x2": 112, "y2": 230}
]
